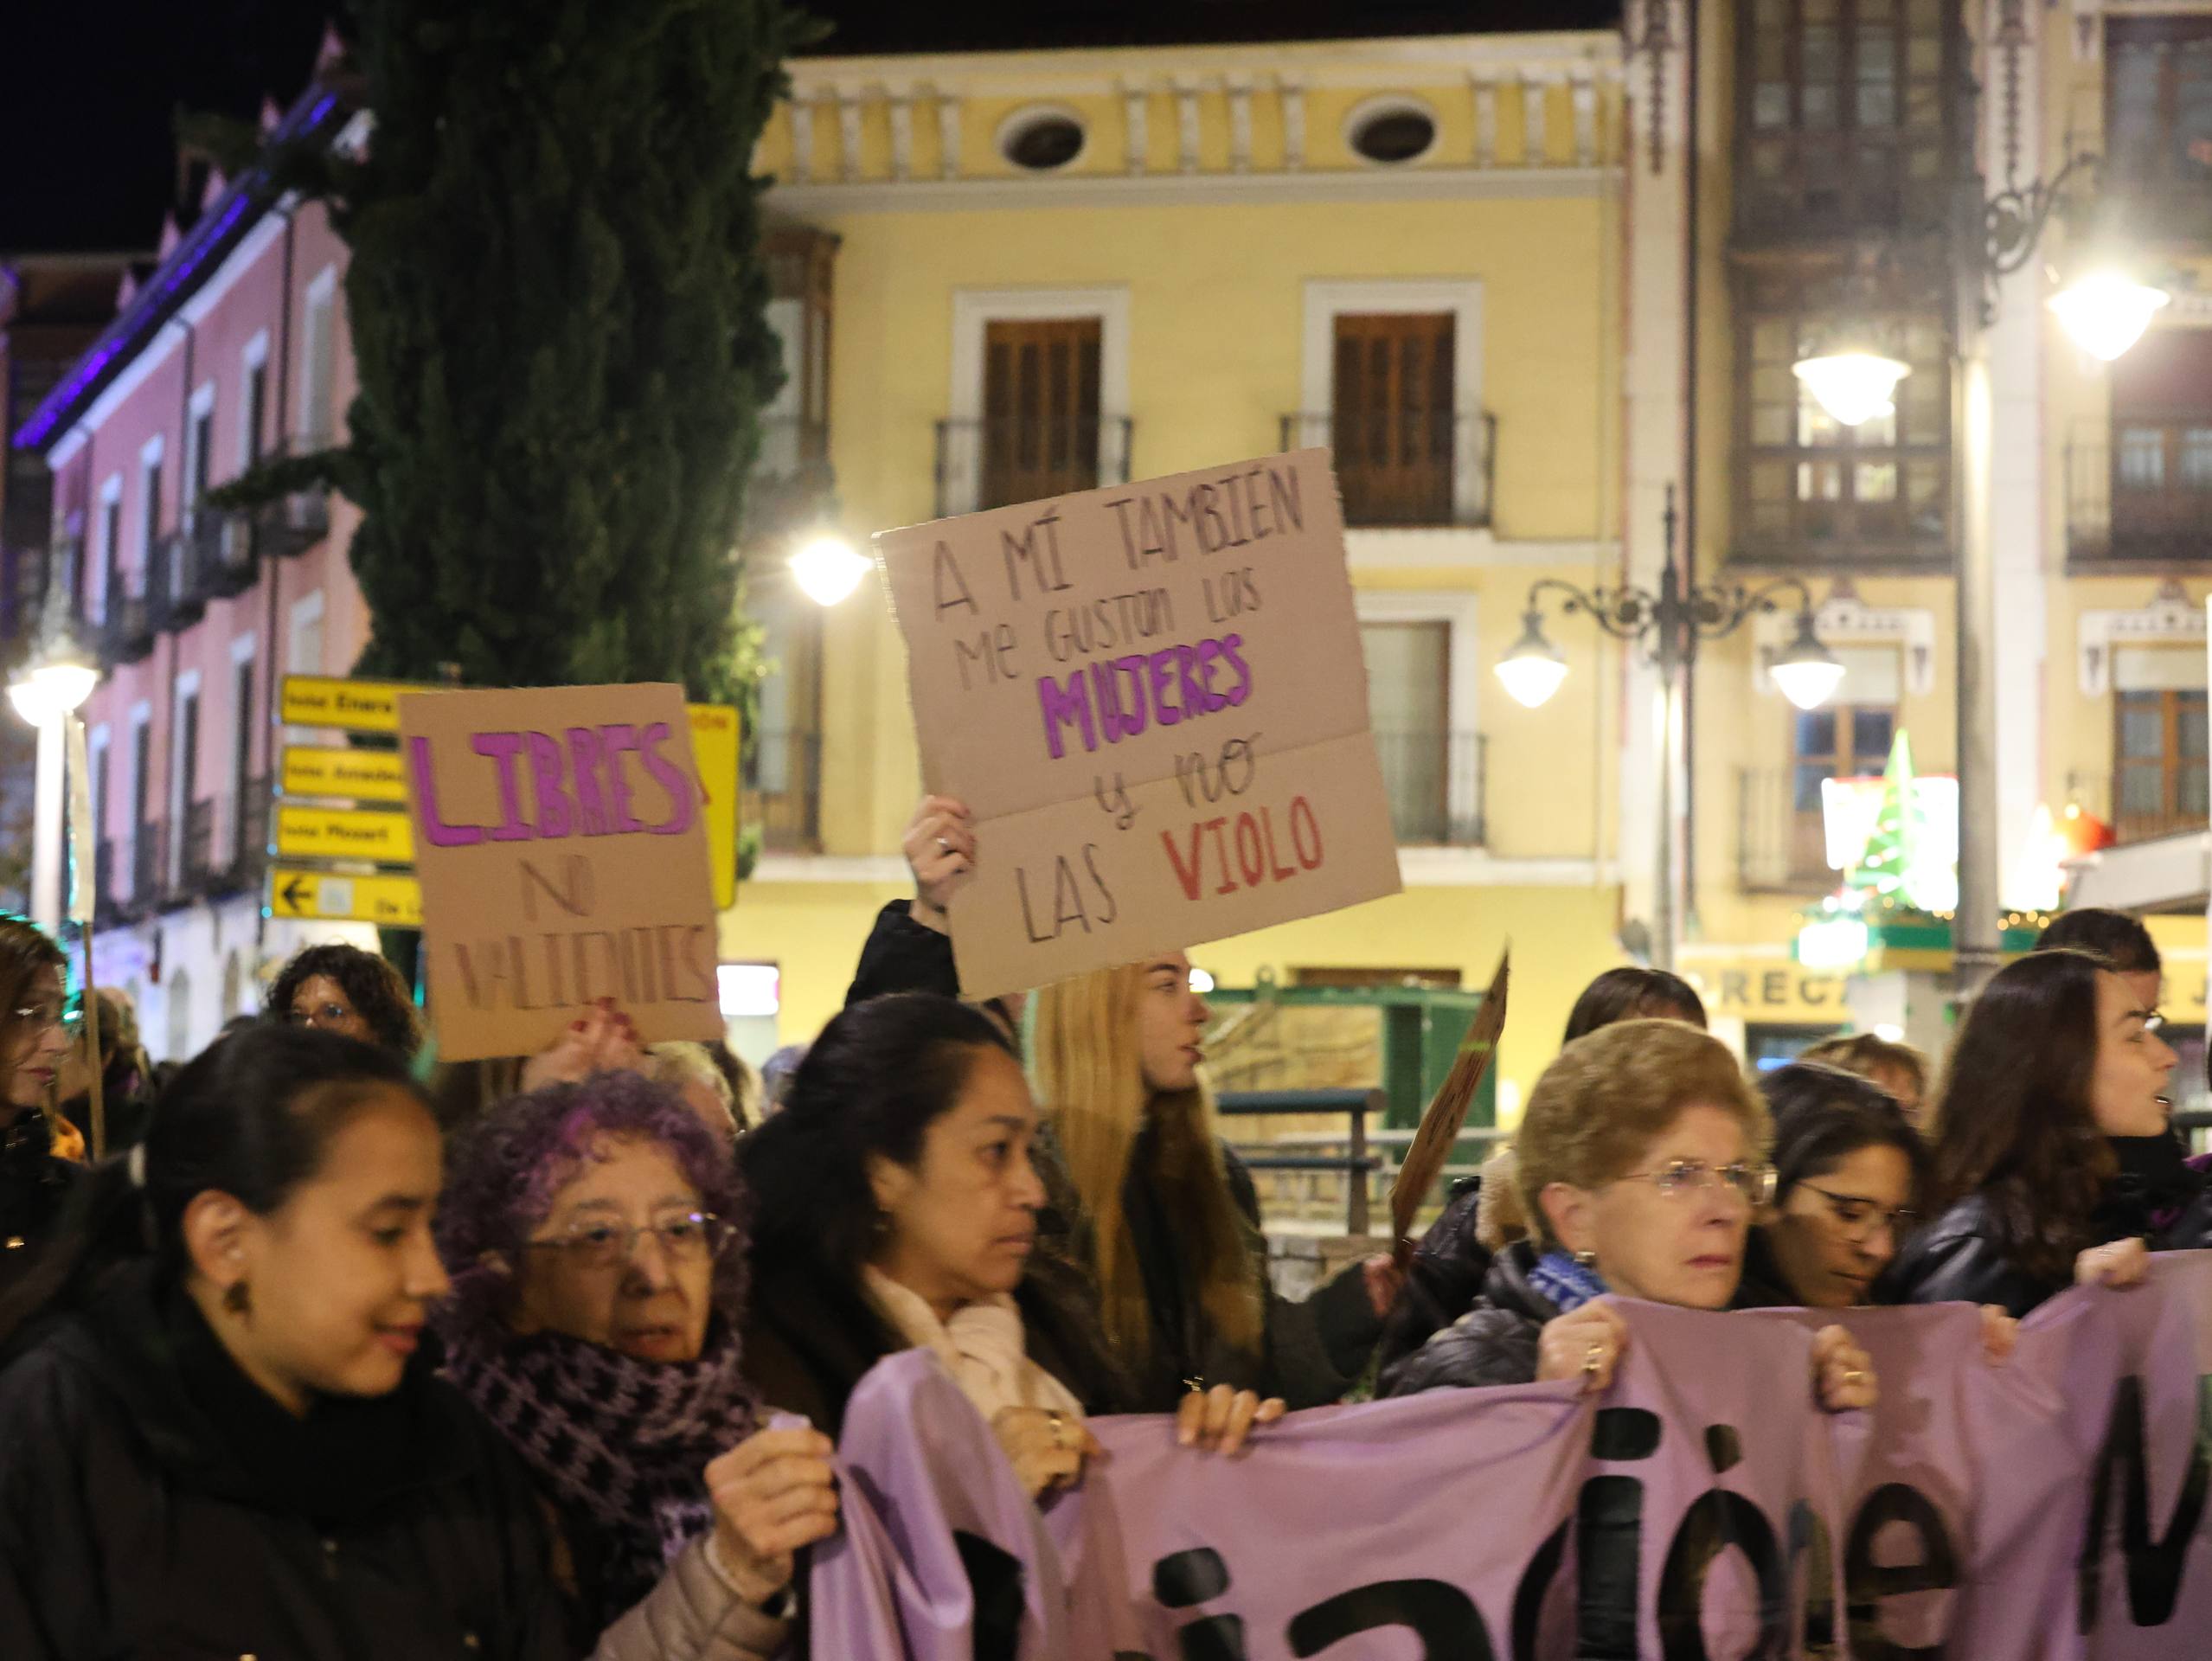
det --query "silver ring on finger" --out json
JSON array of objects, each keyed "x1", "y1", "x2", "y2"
[
  {"x1": 1582, "y1": 1342, "x2": 1603, "y2": 1381},
  {"x1": 935, "y1": 835, "x2": 952, "y2": 854},
  {"x1": 1046, "y1": 1409, "x2": 1068, "y2": 1451}
]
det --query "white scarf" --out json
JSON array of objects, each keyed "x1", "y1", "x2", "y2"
[{"x1": 863, "y1": 1267, "x2": 1085, "y2": 1425}]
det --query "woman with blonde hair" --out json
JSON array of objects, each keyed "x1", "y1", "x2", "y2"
[{"x1": 1032, "y1": 950, "x2": 1398, "y2": 1420}]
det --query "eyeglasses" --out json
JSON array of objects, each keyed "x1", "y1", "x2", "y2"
[
  {"x1": 289, "y1": 1002, "x2": 356, "y2": 1029},
  {"x1": 523, "y1": 1211, "x2": 728, "y2": 1272},
  {"x1": 13, "y1": 1003, "x2": 72, "y2": 1032},
  {"x1": 1618, "y1": 1160, "x2": 1778, "y2": 1207},
  {"x1": 1800, "y1": 1183, "x2": 1919, "y2": 1241}
]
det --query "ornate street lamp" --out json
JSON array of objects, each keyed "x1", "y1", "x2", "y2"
[
  {"x1": 6, "y1": 588, "x2": 100, "y2": 936},
  {"x1": 1495, "y1": 485, "x2": 1838, "y2": 967},
  {"x1": 786, "y1": 531, "x2": 872, "y2": 607}
]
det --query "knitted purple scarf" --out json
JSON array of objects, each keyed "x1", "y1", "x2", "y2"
[{"x1": 442, "y1": 1322, "x2": 757, "y2": 1624}]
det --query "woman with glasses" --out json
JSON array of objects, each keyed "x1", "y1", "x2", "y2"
[
  {"x1": 0, "y1": 917, "x2": 75, "y2": 1300},
  {"x1": 268, "y1": 942, "x2": 423, "y2": 1060},
  {"x1": 1883, "y1": 948, "x2": 2203, "y2": 1318},
  {"x1": 1382, "y1": 1020, "x2": 1877, "y2": 1408},
  {"x1": 435, "y1": 1069, "x2": 820, "y2": 1658},
  {"x1": 1739, "y1": 1062, "x2": 1926, "y2": 1308}
]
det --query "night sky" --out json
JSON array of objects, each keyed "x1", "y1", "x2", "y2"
[{"x1": 3, "y1": 0, "x2": 1625, "y2": 256}]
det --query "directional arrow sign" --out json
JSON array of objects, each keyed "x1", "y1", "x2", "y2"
[
  {"x1": 274, "y1": 804, "x2": 415, "y2": 864},
  {"x1": 281, "y1": 745, "x2": 409, "y2": 804},
  {"x1": 266, "y1": 864, "x2": 423, "y2": 927}
]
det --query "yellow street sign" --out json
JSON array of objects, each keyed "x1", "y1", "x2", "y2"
[
  {"x1": 279, "y1": 675, "x2": 424, "y2": 734},
  {"x1": 688, "y1": 703, "x2": 741, "y2": 910},
  {"x1": 274, "y1": 804, "x2": 414, "y2": 864},
  {"x1": 281, "y1": 745, "x2": 409, "y2": 804},
  {"x1": 266, "y1": 865, "x2": 423, "y2": 927}
]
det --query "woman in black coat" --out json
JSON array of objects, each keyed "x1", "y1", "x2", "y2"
[
  {"x1": 0, "y1": 1025, "x2": 573, "y2": 1661},
  {"x1": 1882, "y1": 948, "x2": 2200, "y2": 1317}
]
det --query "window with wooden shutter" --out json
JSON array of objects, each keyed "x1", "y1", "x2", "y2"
[
  {"x1": 2114, "y1": 688, "x2": 2210, "y2": 843},
  {"x1": 1330, "y1": 312, "x2": 1454, "y2": 527},
  {"x1": 979, "y1": 317, "x2": 1100, "y2": 510}
]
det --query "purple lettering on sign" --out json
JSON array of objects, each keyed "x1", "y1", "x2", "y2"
[
  {"x1": 413, "y1": 736, "x2": 485, "y2": 847},
  {"x1": 636, "y1": 721, "x2": 698, "y2": 836},
  {"x1": 473, "y1": 731, "x2": 533, "y2": 843}
]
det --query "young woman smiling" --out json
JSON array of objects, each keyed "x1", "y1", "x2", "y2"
[{"x1": 0, "y1": 1025, "x2": 574, "y2": 1659}]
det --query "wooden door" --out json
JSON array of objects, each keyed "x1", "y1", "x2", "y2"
[
  {"x1": 981, "y1": 317, "x2": 1101, "y2": 510},
  {"x1": 1331, "y1": 312, "x2": 1454, "y2": 526}
]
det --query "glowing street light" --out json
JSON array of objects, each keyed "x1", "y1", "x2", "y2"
[
  {"x1": 2048, "y1": 267, "x2": 2170, "y2": 363},
  {"x1": 787, "y1": 533, "x2": 871, "y2": 606},
  {"x1": 1792, "y1": 348, "x2": 1912, "y2": 429}
]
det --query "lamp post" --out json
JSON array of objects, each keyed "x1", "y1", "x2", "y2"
[
  {"x1": 6, "y1": 599, "x2": 99, "y2": 935},
  {"x1": 786, "y1": 531, "x2": 871, "y2": 607},
  {"x1": 1792, "y1": 3, "x2": 2166, "y2": 1001},
  {"x1": 1497, "y1": 484, "x2": 1842, "y2": 971}
]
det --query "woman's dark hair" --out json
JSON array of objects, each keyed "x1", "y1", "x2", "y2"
[
  {"x1": 0, "y1": 916, "x2": 67, "y2": 1095},
  {"x1": 740, "y1": 995, "x2": 1016, "y2": 1344},
  {"x1": 2036, "y1": 907, "x2": 2159, "y2": 977},
  {"x1": 1927, "y1": 948, "x2": 2116, "y2": 1282},
  {"x1": 1562, "y1": 966, "x2": 1709, "y2": 1045},
  {"x1": 435, "y1": 1069, "x2": 748, "y2": 1337},
  {"x1": 1759, "y1": 1061, "x2": 1927, "y2": 1205},
  {"x1": 0, "y1": 1024, "x2": 428, "y2": 1350},
  {"x1": 267, "y1": 942, "x2": 423, "y2": 1059}
]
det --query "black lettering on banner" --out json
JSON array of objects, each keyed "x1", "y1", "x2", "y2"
[
  {"x1": 1656, "y1": 1490, "x2": 1790, "y2": 1660},
  {"x1": 953, "y1": 1531, "x2": 1024, "y2": 1661},
  {"x1": 1580, "y1": 1408, "x2": 1660, "y2": 1660},
  {"x1": 1001, "y1": 509, "x2": 1073, "y2": 601},
  {"x1": 2076, "y1": 1375, "x2": 2212, "y2": 1632},
  {"x1": 1154, "y1": 1548, "x2": 1247, "y2": 1661},
  {"x1": 1511, "y1": 1518, "x2": 1572, "y2": 1661},
  {"x1": 1287, "y1": 1580, "x2": 1496, "y2": 1659},
  {"x1": 933, "y1": 542, "x2": 978, "y2": 616},
  {"x1": 1788, "y1": 1499, "x2": 1839, "y2": 1659},
  {"x1": 1843, "y1": 1483, "x2": 1955, "y2": 1661}
]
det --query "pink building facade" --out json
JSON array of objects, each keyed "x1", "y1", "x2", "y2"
[{"x1": 23, "y1": 88, "x2": 376, "y2": 1059}]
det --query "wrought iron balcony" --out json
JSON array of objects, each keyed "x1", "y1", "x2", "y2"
[
  {"x1": 1277, "y1": 410, "x2": 1495, "y2": 529},
  {"x1": 2067, "y1": 430, "x2": 2212, "y2": 568},
  {"x1": 933, "y1": 416, "x2": 1134, "y2": 518},
  {"x1": 97, "y1": 580, "x2": 154, "y2": 667},
  {"x1": 1372, "y1": 731, "x2": 1486, "y2": 847}
]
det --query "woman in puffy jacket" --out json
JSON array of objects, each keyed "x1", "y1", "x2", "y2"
[{"x1": 1882, "y1": 948, "x2": 2190, "y2": 1317}]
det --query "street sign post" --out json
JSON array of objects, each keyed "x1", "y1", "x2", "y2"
[
  {"x1": 266, "y1": 865, "x2": 424, "y2": 927},
  {"x1": 278, "y1": 675, "x2": 418, "y2": 734},
  {"x1": 280, "y1": 745, "x2": 409, "y2": 804},
  {"x1": 273, "y1": 804, "x2": 415, "y2": 864}
]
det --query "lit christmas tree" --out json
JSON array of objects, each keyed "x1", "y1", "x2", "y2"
[{"x1": 1845, "y1": 732, "x2": 1927, "y2": 904}]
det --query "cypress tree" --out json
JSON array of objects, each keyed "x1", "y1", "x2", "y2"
[{"x1": 243, "y1": 0, "x2": 812, "y2": 700}]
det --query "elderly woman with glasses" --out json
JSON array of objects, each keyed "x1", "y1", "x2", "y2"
[
  {"x1": 434, "y1": 1070, "x2": 831, "y2": 1660},
  {"x1": 1382, "y1": 1021, "x2": 1877, "y2": 1409}
]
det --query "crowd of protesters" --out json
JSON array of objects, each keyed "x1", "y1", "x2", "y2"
[{"x1": 0, "y1": 786, "x2": 2201, "y2": 1655}]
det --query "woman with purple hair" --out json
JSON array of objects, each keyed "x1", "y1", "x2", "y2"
[{"x1": 435, "y1": 1070, "x2": 831, "y2": 1658}]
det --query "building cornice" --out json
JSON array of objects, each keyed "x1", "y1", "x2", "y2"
[{"x1": 768, "y1": 163, "x2": 1611, "y2": 215}]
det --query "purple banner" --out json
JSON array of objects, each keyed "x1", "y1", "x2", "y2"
[{"x1": 810, "y1": 1253, "x2": 2212, "y2": 1658}]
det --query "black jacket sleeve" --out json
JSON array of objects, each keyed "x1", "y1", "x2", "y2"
[
  {"x1": 1378, "y1": 1306, "x2": 1542, "y2": 1395},
  {"x1": 1881, "y1": 1228, "x2": 2056, "y2": 1319},
  {"x1": 0, "y1": 1348, "x2": 97, "y2": 1660},
  {"x1": 1221, "y1": 1149, "x2": 1384, "y2": 1408},
  {"x1": 844, "y1": 901, "x2": 959, "y2": 1007},
  {"x1": 1374, "y1": 1178, "x2": 1491, "y2": 1381}
]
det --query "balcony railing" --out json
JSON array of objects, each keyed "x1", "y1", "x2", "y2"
[
  {"x1": 742, "y1": 728, "x2": 823, "y2": 854},
  {"x1": 1374, "y1": 731, "x2": 1486, "y2": 846},
  {"x1": 934, "y1": 416, "x2": 1135, "y2": 518},
  {"x1": 126, "y1": 822, "x2": 168, "y2": 915},
  {"x1": 1278, "y1": 410, "x2": 1494, "y2": 529},
  {"x1": 1736, "y1": 768, "x2": 1837, "y2": 893},
  {"x1": 2065, "y1": 771, "x2": 2208, "y2": 849},
  {"x1": 97, "y1": 579, "x2": 154, "y2": 667},
  {"x1": 146, "y1": 531, "x2": 206, "y2": 632},
  {"x1": 2067, "y1": 433, "x2": 2212, "y2": 568},
  {"x1": 93, "y1": 838, "x2": 116, "y2": 930},
  {"x1": 235, "y1": 780, "x2": 270, "y2": 877},
  {"x1": 181, "y1": 798, "x2": 216, "y2": 888},
  {"x1": 189, "y1": 509, "x2": 260, "y2": 601}
]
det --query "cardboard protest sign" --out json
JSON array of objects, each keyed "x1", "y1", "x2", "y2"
[
  {"x1": 398, "y1": 683, "x2": 721, "y2": 1062},
  {"x1": 876, "y1": 449, "x2": 1401, "y2": 998}
]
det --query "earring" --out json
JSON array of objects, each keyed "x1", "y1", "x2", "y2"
[
  {"x1": 872, "y1": 1208, "x2": 892, "y2": 1238},
  {"x1": 222, "y1": 1281, "x2": 251, "y2": 1317},
  {"x1": 1574, "y1": 1250, "x2": 1598, "y2": 1269}
]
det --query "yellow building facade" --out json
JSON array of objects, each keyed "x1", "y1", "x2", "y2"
[
  {"x1": 729, "y1": 10, "x2": 2212, "y2": 1113},
  {"x1": 729, "y1": 30, "x2": 1635, "y2": 1104}
]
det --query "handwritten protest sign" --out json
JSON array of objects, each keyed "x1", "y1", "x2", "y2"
[
  {"x1": 398, "y1": 683, "x2": 721, "y2": 1062},
  {"x1": 876, "y1": 449, "x2": 1401, "y2": 997}
]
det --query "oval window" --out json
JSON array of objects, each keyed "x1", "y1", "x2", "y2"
[
  {"x1": 1350, "y1": 106, "x2": 1438, "y2": 166},
  {"x1": 1001, "y1": 110, "x2": 1087, "y2": 172}
]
